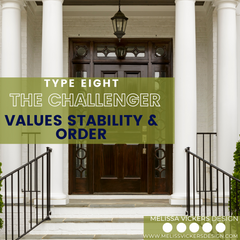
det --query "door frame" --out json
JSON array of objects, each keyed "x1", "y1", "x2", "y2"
[{"x1": 68, "y1": 38, "x2": 173, "y2": 195}]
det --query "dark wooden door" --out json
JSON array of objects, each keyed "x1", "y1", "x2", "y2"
[
  {"x1": 69, "y1": 38, "x2": 173, "y2": 195},
  {"x1": 93, "y1": 64, "x2": 148, "y2": 193}
]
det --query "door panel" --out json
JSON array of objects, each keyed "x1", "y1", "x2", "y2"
[
  {"x1": 93, "y1": 65, "x2": 148, "y2": 193},
  {"x1": 94, "y1": 144, "x2": 147, "y2": 192},
  {"x1": 95, "y1": 64, "x2": 147, "y2": 78}
]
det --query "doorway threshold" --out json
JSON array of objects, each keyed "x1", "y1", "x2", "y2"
[{"x1": 69, "y1": 194, "x2": 171, "y2": 200}]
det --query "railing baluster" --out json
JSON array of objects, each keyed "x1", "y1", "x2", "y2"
[
  {"x1": 27, "y1": 134, "x2": 29, "y2": 191},
  {"x1": 24, "y1": 166, "x2": 26, "y2": 234},
  {"x1": 42, "y1": 156, "x2": 44, "y2": 221},
  {"x1": 217, "y1": 170, "x2": 219, "y2": 216},
  {"x1": 17, "y1": 170, "x2": 20, "y2": 237},
  {"x1": 236, "y1": 180, "x2": 238, "y2": 216},
  {"x1": 11, "y1": 175, "x2": 13, "y2": 240},
  {"x1": 30, "y1": 162, "x2": 32, "y2": 229},
  {"x1": 202, "y1": 134, "x2": 204, "y2": 160},
  {"x1": 47, "y1": 147, "x2": 51, "y2": 218},
  {"x1": 229, "y1": 178, "x2": 231, "y2": 216},
  {"x1": 34, "y1": 134, "x2": 38, "y2": 226},
  {"x1": 223, "y1": 173, "x2": 225, "y2": 216},
  {"x1": 47, "y1": 153, "x2": 49, "y2": 217},
  {"x1": 193, "y1": 156, "x2": 195, "y2": 216},
  {"x1": 186, "y1": 147, "x2": 190, "y2": 216},
  {"x1": 204, "y1": 162, "x2": 207, "y2": 216},
  {"x1": 36, "y1": 158, "x2": 38, "y2": 225},
  {"x1": 5, "y1": 180, "x2": 7, "y2": 240},
  {"x1": 199, "y1": 159, "x2": 201, "y2": 216},
  {"x1": 210, "y1": 166, "x2": 212, "y2": 216},
  {"x1": 209, "y1": 134, "x2": 211, "y2": 164}
]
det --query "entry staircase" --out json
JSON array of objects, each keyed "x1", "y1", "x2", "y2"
[
  {"x1": 21, "y1": 197, "x2": 185, "y2": 240},
  {"x1": 0, "y1": 132, "x2": 239, "y2": 240}
]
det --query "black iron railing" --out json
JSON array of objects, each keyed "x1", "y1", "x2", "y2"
[
  {"x1": 186, "y1": 147, "x2": 240, "y2": 216},
  {"x1": 0, "y1": 147, "x2": 52, "y2": 240},
  {"x1": 21, "y1": 132, "x2": 40, "y2": 193},
  {"x1": 197, "y1": 132, "x2": 217, "y2": 164}
]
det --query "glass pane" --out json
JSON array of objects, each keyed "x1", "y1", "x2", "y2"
[
  {"x1": 155, "y1": 144, "x2": 166, "y2": 178},
  {"x1": 127, "y1": 47, "x2": 135, "y2": 51},
  {"x1": 138, "y1": 47, "x2": 145, "y2": 52},
  {"x1": 77, "y1": 46, "x2": 87, "y2": 57},
  {"x1": 156, "y1": 47, "x2": 165, "y2": 57},
  {"x1": 116, "y1": 19, "x2": 122, "y2": 31},
  {"x1": 155, "y1": 72, "x2": 160, "y2": 78},
  {"x1": 108, "y1": 52, "x2": 117, "y2": 57},
  {"x1": 126, "y1": 52, "x2": 135, "y2": 57},
  {"x1": 76, "y1": 144, "x2": 87, "y2": 179},
  {"x1": 160, "y1": 72, "x2": 166, "y2": 77},
  {"x1": 82, "y1": 71, "x2": 87, "y2": 78},
  {"x1": 108, "y1": 47, "x2": 116, "y2": 52},
  {"x1": 112, "y1": 21, "x2": 117, "y2": 32},
  {"x1": 97, "y1": 52, "x2": 105, "y2": 57},
  {"x1": 76, "y1": 71, "x2": 81, "y2": 77},
  {"x1": 161, "y1": 158, "x2": 166, "y2": 168},
  {"x1": 137, "y1": 53, "x2": 145, "y2": 58},
  {"x1": 123, "y1": 19, "x2": 127, "y2": 32},
  {"x1": 121, "y1": 19, "x2": 124, "y2": 31},
  {"x1": 97, "y1": 46, "x2": 105, "y2": 51}
]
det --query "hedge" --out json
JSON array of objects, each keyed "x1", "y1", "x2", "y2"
[{"x1": 229, "y1": 141, "x2": 240, "y2": 216}]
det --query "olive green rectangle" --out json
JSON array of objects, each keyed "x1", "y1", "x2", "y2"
[
  {"x1": 0, "y1": 77, "x2": 174, "y2": 144},
  {"x1": 144, "y1": 216, "x2": 240, "y2": 240}
]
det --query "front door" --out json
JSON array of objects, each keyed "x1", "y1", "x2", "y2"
[
  {"x1": 68, "y1": 38, "x2": 173, "y2": 195},
  {"x1": 93, "y1": 64, "x2": 148, "y2": 193}
]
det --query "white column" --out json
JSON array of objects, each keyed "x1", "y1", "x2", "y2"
[
  {"x1": 237, "y1": 4, "x2": 240, "y2": 136},
  {"x1": 1, "y1": 0, "x2": 22, "y2": 196},
  {"x1": 41, "y1": 0, "x2": 67, "y2": 205},
  {"x1": 215, "y1": 0, "x2": 238, "y2": 194},
  {"x1": 170, "y1": 0, "x2": 197, "y2": 205}
]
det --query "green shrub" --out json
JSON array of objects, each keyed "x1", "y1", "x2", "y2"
[
  {"x1": 0, "y1": 162, "x2": 3, "y2": 228},
  {"x1": 229, "y1": 141, "x2": 240, "y2": 216}
]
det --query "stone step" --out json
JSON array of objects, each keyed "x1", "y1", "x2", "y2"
[
  {"x1": 43, "y1": 199, "x2": 186, "y2": 219},
  {"x1": 32, "y1": 218, "x2": 144, "y2": 223},
  {"x1": 48, "y1": 206, "x2": 185, "y2": 218},
  {"x1": 33, "y1": 199, "x2": 186, "y2": 220},
  {"x1": 29, "y1": 218, "x2": 144, "y2": 235},
  {"x1": 22, "y1": 234, "x2": 144, "y2": 240}
]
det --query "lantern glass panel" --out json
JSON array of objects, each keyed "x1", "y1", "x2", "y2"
[
  {"x1": 123, "y1": 20, "x2": 127, "y2": 32},
  {"x1": 112, "y1": 20, "x2": 117, "y2": 32},
  {"x1": 116, "y1": 19, "x2": 123, "y2": 31}
]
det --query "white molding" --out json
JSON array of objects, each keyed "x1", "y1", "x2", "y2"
[
  {"x1": 31, "y1": 5, "x2": 207, "y2": 16},
  {"x1": 68, "y1": 195, "x2": 171, "y2": 200}
]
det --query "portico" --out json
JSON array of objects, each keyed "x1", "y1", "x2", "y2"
[{"x1": 0, "y1": 0, "x2": 239, "y2": 207}]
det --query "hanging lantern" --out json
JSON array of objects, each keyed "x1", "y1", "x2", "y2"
[
  {"x1": 116, "y1": 46, "x2": 127, "y2": 59},
  {"x1": 111, "y1": 0, "x2": 128, "y2": 42}
]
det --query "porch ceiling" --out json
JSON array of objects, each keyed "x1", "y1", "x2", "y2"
[{"x1": 36, "y1": 0, "x2": 205, "y2": 6}]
